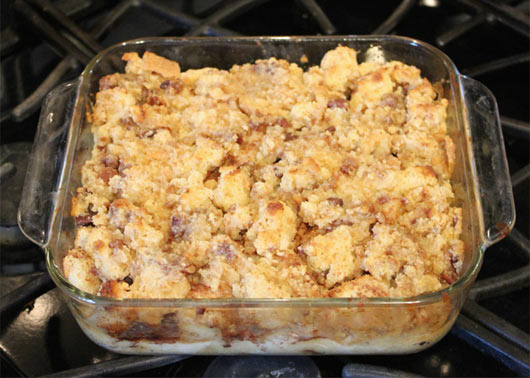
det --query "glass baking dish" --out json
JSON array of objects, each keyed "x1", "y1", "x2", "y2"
[{"x1": 18, "y1": 36, "x2": 515, "y2": 355}]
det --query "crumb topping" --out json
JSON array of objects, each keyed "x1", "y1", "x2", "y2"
[{"x1": 64, "y1": 46, "x2": 464, "y2": 299}]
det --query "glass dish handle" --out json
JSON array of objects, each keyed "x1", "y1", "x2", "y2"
[
  {"x1": 460, "y1": 75, "x2": 515, "y2": 246},
  {"x1": 18, "y1": 80, "x2": 79, "y2": 248}
]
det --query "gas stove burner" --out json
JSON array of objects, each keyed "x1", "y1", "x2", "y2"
[
  {"x1": 202, "y1": 356, "x2": 321, "y2": 378},
  {"x1": 0, "y1": 142, "x2": 32, "y2": 247},
  {"x1": 342, "y1": 363, "x2": 421, "y2": 378}
]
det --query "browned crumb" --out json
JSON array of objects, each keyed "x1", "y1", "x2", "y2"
[{"x1": 64, "y1": 46, "x2": 464, "y2": 300}]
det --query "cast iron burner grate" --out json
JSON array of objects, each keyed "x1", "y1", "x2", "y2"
[{"x1": 0, "y1": 1, "x2": 528, "y2": 377}]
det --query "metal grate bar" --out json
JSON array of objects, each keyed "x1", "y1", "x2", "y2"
[
  {"x1": 511, "y1": 163, "x2": 530, "y2": 187},
  {"x1": 437, "y1": 12, "x2": 489, "y2": 46},
  {"x1": 451, "y1": 314, "x2": 530, "y2": 376},
  {"x1": 186, "y1": 0, "x2": 271, "y2": 36},
  {"x1": 13, "y1": 56, "x2": 26, "y2": 104},
  {"x1": 372, "y1": 0, "x2": 417, "y2": 34},
  {"x1": 454, "y1": 0, "x2": 530, "y2": 37},
  {"x1": 508, "y1": 228, "x2": 530, "y2": 258},
  {"x1": 501, "y1": 115, "x2": 530, "y2": 139},
  {"x1": 461, "y1": 301, "x2": 530, "y2": 352},
  {"x1": 10, "y1": 0, "x2": 134, "y2": 122},
  {"x1": 0, "y1": 111, "x2": 12, "y2": 123},
  {"x1": 91, "y1": 0, "x2": 134, "y2": 39},
  {"x1": 140, "y1": 0, "x2": 240, "y2": 36},
  {"x1": 0, "y1": 273, "x2": 55, "y2": 320},
  {"x1": 1, "y1": 0, "x2": 109, "y2": 56},
  {"x1": 0, "y1": 162, "x2": 16, "y2": 182},
  {"x1": 462, "y1": 52, "x2": 530, "y2": 77},
  {"x1": 437, "y1": 0, "x2": 529, "y2": 46},
  {"x1": 13, "y1": 0, "x2": 93, "y2": 64},
  {"x1": 469, "y1": 266, "x2": 530, "y2": 300},
  {"x1": 11, "y1": 56, "x2": 78, "y2": 121},
  {"x1": 9, "y1": 0, "x2": 123, "y2": 122},
  {"x1": 342, "y1": 363, "x2": 421, "y2": 378},
  {"x1": 41, "y1": 355, "x2": 190, "y2": 378},
  {"x1": 298, "y1": 0, "x2": 337, "y2": 34},
  {"x1": 31, "y1": 0, "x2": 103, "y2": 54},
  {"x1": 0, "y1": 26, "x2": 21, "y2": 56}
]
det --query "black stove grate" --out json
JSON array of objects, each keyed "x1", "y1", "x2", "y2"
[
  {"x1": 1, "y1": 1, "x2": 529, "y2": 377},
  {"x1": 446, "y1": 3, "x2": 530, "y2": 369},
  {"x1": 443, "y1": 3, "x2": 530, "y2": 370}
]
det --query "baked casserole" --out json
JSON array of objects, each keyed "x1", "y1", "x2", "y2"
[{"x1": 64, "y1": 45, "x2": 464, "y2": 305}]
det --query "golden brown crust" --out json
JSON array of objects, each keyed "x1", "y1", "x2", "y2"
[{"x1": 65, "y1": 47, "x2": 464, "y2": 299}]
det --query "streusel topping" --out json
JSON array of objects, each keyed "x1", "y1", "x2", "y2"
[{"x1": 64, "y1": 46, "x2": 463, "y2": 300}]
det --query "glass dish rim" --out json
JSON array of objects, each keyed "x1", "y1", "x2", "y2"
[{"x1": 48, "y1": 35, "x2": 485, "y2": 308}]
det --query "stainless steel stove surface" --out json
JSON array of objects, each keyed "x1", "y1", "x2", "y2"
[{"x1": 1, "y1": 1, "x2": 529, "y2": 377}]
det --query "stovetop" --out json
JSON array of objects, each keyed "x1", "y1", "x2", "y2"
[{"x1": 1, "y1": 1, "x2": 529, "y2": 377}]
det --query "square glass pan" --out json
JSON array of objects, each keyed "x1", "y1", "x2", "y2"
[{"x1": 19, "y1": 36, "x2": 515, "y2": 354}]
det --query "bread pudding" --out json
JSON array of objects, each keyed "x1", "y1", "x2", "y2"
[{"x1": 64, "y1": 46, "x2": 464, "y2": 303}]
